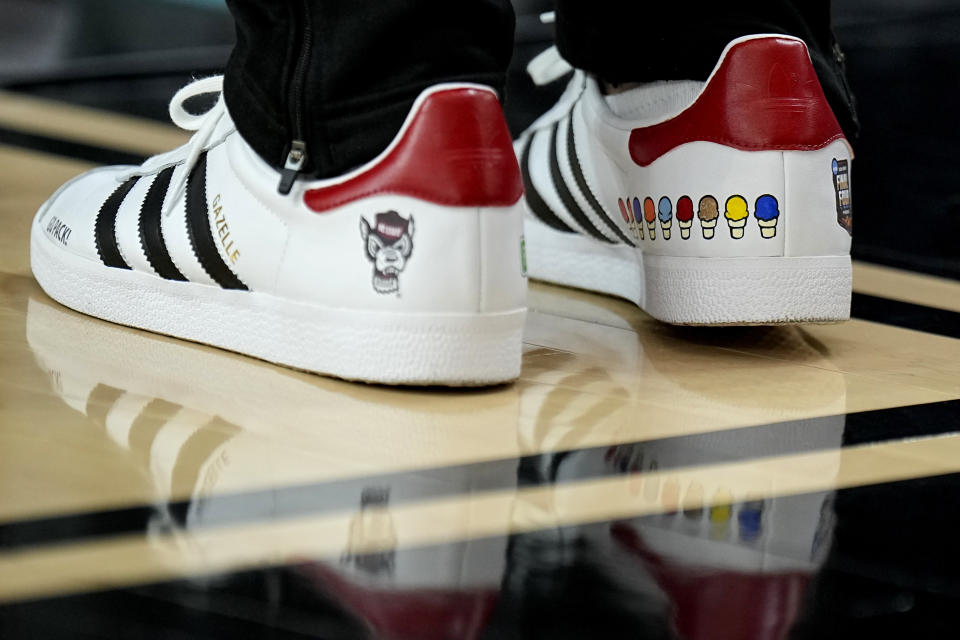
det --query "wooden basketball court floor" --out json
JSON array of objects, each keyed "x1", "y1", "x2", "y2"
[{"x1": 1, "y1": 92, "x2": 959, "y2": 638}]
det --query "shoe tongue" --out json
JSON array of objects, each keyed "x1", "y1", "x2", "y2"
[{"x1": 602, "y1": 80, "x2": 704, "y2": 123}]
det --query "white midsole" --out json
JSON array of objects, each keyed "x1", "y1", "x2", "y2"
[
  {"x1": 31, "y1": 228, "x2": 525, "y2": 385},
  {"x1": 524, "y1": 215, "x2": 851, "y2": 325}
]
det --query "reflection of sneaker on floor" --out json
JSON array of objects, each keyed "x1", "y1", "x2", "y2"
[
  {"x1": 516, "y1": 35, "x2": 854, "y2": 325},
  {"x1": 26, "y1": 295, "x2": 519, "y2": 574},
  {"x1": 31, "y1": 77, "x2": 526, "y2": 385},
  {"x1": 26, "y1": 296, "x2": 523, "y2": 510},
  {"x1": 526, "y1": 283, "x2": 847, "y2": 423}
]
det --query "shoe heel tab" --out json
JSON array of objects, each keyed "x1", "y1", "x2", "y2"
[
  {"x1": 708, "y1": 34, "x2": 846, "y2": 143},
  {"x1": 629, "y1": 34, "x2": 847, "y2": 166},
  {"x1": 415, "y1": 82, "x2": 501, "y2": 102},
  {"x1": 305, "y1": 85, "x2": 522, "y2": 212},
  {"x1": 714, "y1": 34, "x2": 813, "y2": 67},
  {"x1": 708, "y1": 34, "x2": 818, "y2": 88}
]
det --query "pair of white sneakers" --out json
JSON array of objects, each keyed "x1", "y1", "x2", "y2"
[{"x1": 31, "y1": 35, "x2": 854, "y2": 387}]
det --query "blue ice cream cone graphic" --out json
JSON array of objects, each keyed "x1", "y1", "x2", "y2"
[
  {"x1": 754, "y1": 195, "x2": 780, "y2": 239},
  {"x1": 632, "y1": 197, "x2": 645, "y2": 240},
  {"x1": 658, "y1": 197, "x2": 673, "y2": 240}
]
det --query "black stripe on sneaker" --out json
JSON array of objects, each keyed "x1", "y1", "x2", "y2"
[
  {"x1": 520, "y1": 133, "x2": 576, "y2": 233},
  {"x1": 852, "y1": 293, "x2": 960, "y2": 340},
  {"x1": 95, "y1": 177, "x2": 140, "y2": 269},
  {"x1": 185, "y1": 152, "x2": 248, "y2": 291},
  {"x1": 139, "y1": 167, "x2": 187, "y2": 282},
  {"x1": 566, "y1": 111, "x2": 637, "y2": 247},
  {"x1": 549, "y1": 121, "x2": 614, "y2": 244}
]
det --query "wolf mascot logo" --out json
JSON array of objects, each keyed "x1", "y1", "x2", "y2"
[{"x1": 359, "y1": 210, "x2": 415, "y2": 295}]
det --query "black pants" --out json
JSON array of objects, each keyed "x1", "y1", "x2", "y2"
[{"x1": 224, "y1": 0, "x2": 857, "y2": 180}]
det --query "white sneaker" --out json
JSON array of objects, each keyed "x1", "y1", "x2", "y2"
[
  {"x1": 31, "y1": 77, "x2": 527, "y2": 385},
  {"x1": 517, "y1": 35, "x2": 854, "y2": 325}
]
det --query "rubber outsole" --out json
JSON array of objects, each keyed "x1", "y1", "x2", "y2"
[
  {"x1": 524, "y1": 215, "x2": 852, "y2": 326},
  {"x1": 31, "y1": 228, "x2": 525, "y2": 386}
]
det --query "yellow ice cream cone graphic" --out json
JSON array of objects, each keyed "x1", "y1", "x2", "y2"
[{"x1": 724, "y1": 195, "x2": 749, "y2": 239}]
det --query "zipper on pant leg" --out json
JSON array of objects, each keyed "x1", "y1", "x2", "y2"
[{"x1": 278, "y1": 0, "x2": 313, "y2": 195}]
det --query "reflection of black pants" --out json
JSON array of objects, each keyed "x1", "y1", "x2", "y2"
[{"x1": 224, "y1": 0, "x2": 856, "y2": 179}]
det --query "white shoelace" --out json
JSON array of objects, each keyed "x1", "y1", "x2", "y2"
[
  {"x1": 119, "y1": 75, "x2": 229, "y2": 216},
  {"x1": 526, "y1": 12, "x2": 573, "y2": 86},
  {"x1": 527, "y1": 46, "x2": 573, "y2": 86}
]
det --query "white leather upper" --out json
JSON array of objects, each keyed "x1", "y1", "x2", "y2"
[
  {"x1": 35, "y1": 83, "x2": 526, "y2": 317},
  {"x1": 518, "y1": 46, "x2": 854, "y2": 260}
]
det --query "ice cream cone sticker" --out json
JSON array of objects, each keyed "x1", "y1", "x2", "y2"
[
  {"x1": 643, "y1": 197, "x2": 657, "y2": 240},
  {"x1": 658, "y1": 197, "x2": 673, "y2": 240},
  {"x1": 618, "y1": 198, "x2": 633, "y2": 240},
  {"x1": 676, "y1": 196, "x2": 694, "y2": 239},
  {"x1": 724, "y1": 195, "x2": 749, "y2": 239},
  {"x1": 632, "y1": 197, "x2": 645, "y2": 240},
  {"x1": 698, "y1": 195, "x2": 719, "y2": 239},
  {"x1": 754, "y1": 194, "x2": 780, "y2": 239}
]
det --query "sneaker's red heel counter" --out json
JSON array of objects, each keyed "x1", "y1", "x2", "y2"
[
  {"x1": 628, "y1": 36, "x2": 847, "y2": 166},
  {"x1": 304, "y1": 87, "x2": 524, "y2": 212}
]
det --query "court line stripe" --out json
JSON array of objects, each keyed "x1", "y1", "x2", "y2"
[
  {"x1": 0, "y1": 126, "x2": 146, "y2": 166},
  {"x1": 1, "y1": 398, "x2": 956, "y2": 552},
  {"x1": 0, "y1": 90, "x2": 190, "y2": 156},
  {"x1": 851, "y1": 293, "x2": 960, "y2": 340},
  {"x1": 853, "y1": 261, "x2": 960, "y2": 313},
  {"x1": 854, "y1": 245, "x2": 960, "y2": 282},
  {"x1": 2, "y1": 433, "x2": 960, "y2": 605},
  {"x1": 10, "y1": 470, "x2": 956, "y2": 616}
]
